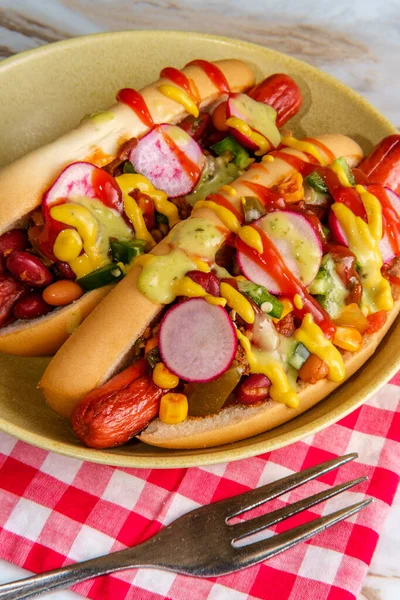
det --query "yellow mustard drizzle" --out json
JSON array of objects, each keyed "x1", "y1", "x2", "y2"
[
  {"x1": 53, "y1": 229, "x2": 83, "y2": 262},
  {"x1": 280, "y1": 136, "x2": 328, "y2": 166},
  {"x1": 294, "y1": 314, "x2": 345, "y2": 381},
  {"x1": 220, "y1": 282, "x2": 255, "y2": 324},
  {"x1": 238, "y1": 225, "x2": 263, "y2": 254},
  {"x1": 158, "y1": 84, "x2": 199, "y2": 117},
  {"x1": 193, "y1": 200, "x2": 241, "y2": 233},
  {"x1": 220, "y1": 185, "x2": 237, "y2": 196},
  {"x1": 174, "y1": 276, "x2": 227, "y2": 306},
  {"x1": 237, "y1": 330, "x2": 299, "y2": 408},
  {"x1": 50, "y1": 202, "x2": 119, "y2": 277},
  {"x1": 331, "y1": 188, "x2": 393, "y2": 313},
  {"x1": 116, "y1": 174, "x2": 180, "y2": 228},
  {"x1": 330, "y1": 162, "x2": 352, "y2": 187},
  {"x1": 225, "y1": 117, "x2": 271, "y2": 156}
]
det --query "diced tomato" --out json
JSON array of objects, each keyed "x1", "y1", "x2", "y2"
[{"x1": 365, "y1": 310, "x2": 387, "y2": 334}]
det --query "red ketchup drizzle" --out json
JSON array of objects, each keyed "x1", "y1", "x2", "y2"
[
  {"x1": 160, "y1": 67, "x2": 199, "y2": 103},
  {"x1": 368, "y1": 184, "x2": 400, "y2": 255},
  {"x1": 160, "y1": 126, "x2": 201, "y2": 184},
  {"x1": 117, "y1": 88, "x2": 154, "y2": 129},
  {"x1": 185, "y1": 59, "x2": 230, "y2": 94},
  {"x1": 243, "y1": 181, "x2": 286, "y2": 209},
  {"x1": 91, "y1": 168, "x2": 123, "y2": 213},
  {"x1": 207, "y1": 193, "x2": 243, "y2": 223},
  {"x1": 236, "y1": 230, "x2": 336, "y2": 338}
]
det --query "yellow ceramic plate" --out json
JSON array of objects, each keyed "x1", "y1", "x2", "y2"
[{"x1": 0, "y1": 31, "x2": 398, "y2": 468}]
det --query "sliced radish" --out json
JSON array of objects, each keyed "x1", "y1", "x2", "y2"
[
  {"x1": 227, "y1": 93, "x2": 281, "y2": 151},
  {"x1": 237, "y1": 211, "x2": 322, "y2": 294},
  {"x1": 158, "y1": 298, "x2": 237, "y2": 383},
  {"x1": 42, "y1": 162, "x2": 122, "y2": 219},
  {"x1": 329, "y1": 185, "x2": 400, "y2": 263},
  {"x1": 129, "y1": 124, "x2": 205, "y2": 197}
]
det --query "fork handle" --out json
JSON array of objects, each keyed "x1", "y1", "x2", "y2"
[{"x1": 0, "y1": 544, "x2": 154, "y2": 600}]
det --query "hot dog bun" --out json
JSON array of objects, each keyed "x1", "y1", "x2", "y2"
[
  {"x1": 0, "y1": 59, "x2": 255, "y2": 356},
  {"x1": 40, "y1": 134, "x2": 364, "y2": 418},
  {"x1": 138, "y1": 297, "x2": 400, "y2": 448}
]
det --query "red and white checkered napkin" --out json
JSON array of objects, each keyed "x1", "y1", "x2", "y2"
[{"x1": 1, "y1": 376, "x2": 400, "y2": 600}]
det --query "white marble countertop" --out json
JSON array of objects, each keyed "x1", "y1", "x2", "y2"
[{"x1": 0, "y1": 1, "x2": 399, "y2": 598}]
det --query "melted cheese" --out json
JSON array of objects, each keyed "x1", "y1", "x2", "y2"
[
  {"x1": 294, "y1": 314, "x2": 345, "y2": 381},
  {"x1": 168, "y1": 217, "x2": 227, "y2": 260},
  {"x1": 280, "y1": 136, "x2": 328, "y2": 166},
  {"x1": 238, "y1": 225, "x2": 263, "y2": 253},
  {"x1": 193, "y1": 200, "x2": 241, "y2": 233},
  {"x1": 331, "y1": 188, "x2": 393, "y2": 313},
  {"x1": 237, "y1": 330, "x2": 299, "y2": 408},
  {"x1": 220, "y1": 282, "x2": 255, "y2": 324},
  {"x1": 137, "y1": 250, "x2": 198, "y2": 304},
  {"x1": 50, "y1": 198, "x2": 132, "y2": 277},
  {"x1": 158, "y1": 84, "x2": 199, "y2": 117},
  {"x1": 225, "y1": 117, "x2": 271, "y2": 156}
]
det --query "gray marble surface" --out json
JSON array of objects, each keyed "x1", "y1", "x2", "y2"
[{"x1": 0, "y1": 1, "x2": 399, "y2": 598}]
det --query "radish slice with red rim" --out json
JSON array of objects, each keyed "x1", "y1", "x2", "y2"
[
  {"x1": 237, "y1": 211, "x2": 322, "y2": 294},
  {"x1": 158, "y1": 298, "x2": 237, "y2": 383},
  {"x1": 227, "y1": 93, "x2": 281, "y2": 151},
  {"x1": 42, "y1": 162, "x2": 123, "y2": 220},
  {"x1": 129, "y1": 124, "x2": 205, "y2": 197}
]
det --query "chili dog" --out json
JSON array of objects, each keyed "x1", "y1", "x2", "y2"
[
  {"x1": 40, "y1": 131, "x2": 389, "y2": 446},
  {"x1": 0, "y1": 59, "x2": 262, "y2": 356}
]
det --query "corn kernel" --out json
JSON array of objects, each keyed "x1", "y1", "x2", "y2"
[
  {"x1": 159, "y1": 393, "x2": 188, "y2": 424},
  {"x1": 53, "y1": 229, "x2": 83, "y2": 262},
  {"x1": 145, "y1": 337, "x2": 158, "y2": 354},
  {"x1": 153, "y1": 362, "x2": 179, "y2": 389},
  {"x1": 333, "y1": 326, "x2": 363, "y2": 352}
]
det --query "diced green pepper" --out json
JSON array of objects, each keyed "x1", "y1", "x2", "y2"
[
  {"x1": 308, "y1": 254, "x2": 348, "y2": 318},
  {"x1": 288, "y1": 342, "x2": 310, "y2": 370},
  {"x1": 146, "y1": 347, "x2": 161, "y2": 370},
  {"x1": 211, "y1": 135, "x2": 251, "y2": 170},
  {"x1": 185, "y1": 366, "x2": 242, "y2": 417},
  {"x1": 237, "y1": 279, "x2": 283, "y2": 319},
  {"x1": 110, "y1": 239, "x2": 146, "y2": 264},
  {"x1": 123, "y1": 161, "x2": 137, "y2": 174},
  {"x1": 241, "y1": 196, "x2": 266, "y2": 224},
  {"x1": 77, "y1": 263, "x2": 125, "y2": 291},
  {"x1": 305, "y1": 172, "x2": 329, "y2": 194},
  {"x1": 332, "y1": 156, "x2": 355, "y2": 186},
  {"x1": 155, "y1": 211, "x2": 169, "y2": 225}
]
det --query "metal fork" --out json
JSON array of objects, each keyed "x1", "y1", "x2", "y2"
[{"x1": 0, "y1": 453, "x2": 370, "y2": 600}]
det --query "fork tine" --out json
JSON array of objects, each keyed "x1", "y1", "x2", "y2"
[
  {"x1": 224, "y1": 453, "x2": 358, "y2": 519},
  {"x1": 232, "y1": 476, "x2": 367, "y2": 541},
  {"x1": 234, "y1": 499, "x2": 372, "y2": 568}
]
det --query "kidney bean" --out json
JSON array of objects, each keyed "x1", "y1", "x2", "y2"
[
  {"x1": 236, "y1": 374, "x2": 270, "y2": 405},
  {"x1": 13, "y1": 293, "x2": 52, "y2": 320},
  {"x1": 179, "y1": 112, "x2": 211, "y2": 141},
  {"x1": 6, "y1": 251, "x2": 53, "y2": 288},
  {"x1": 187, "y1": 270, "x2": 220, "y2": 296},
  {"x1": 53, "y1": 261, "x2": 76, "y2": 280},
  {"x1": 43, "y1": 280, "x2": 84, "y2": 306},
  {"x1": 0, "y1": 229, "x2": 28, "y2": 257},
  {"x1": 0, "y1": 276, "x2": 26, "y2": 327},
  {"x1": 0, "y1": 256, "x2": 5, "y2": 276}
]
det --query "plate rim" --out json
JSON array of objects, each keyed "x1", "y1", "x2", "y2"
[{"x1": 0, "y1": 29, "x2": 398, "y2": 468}]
